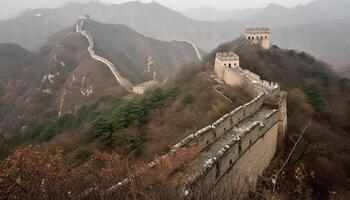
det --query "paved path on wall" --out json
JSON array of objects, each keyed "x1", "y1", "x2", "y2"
[
  {"x1": 76, "y1": 18, "x2": 133, "y2": 92},
  {"x1": 177, "y1": 40, "x2": 202, "y2": 61},
  {"x1": 183, "y1": 106, "x2": 277, "y2": 182}
]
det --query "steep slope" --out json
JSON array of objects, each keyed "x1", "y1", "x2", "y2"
[
  {"x1": 0, "y1": 18, "x2": 200, "y2": 136},
  {"x1": 82, "y1": 19, "x2": 202, "y2": 84},
  {"x1": 212, "y1": 40, "x2": 350, "y2": 198},
  {"x1": 2, "y1": 36, "x2": 350, "y2": 199}
]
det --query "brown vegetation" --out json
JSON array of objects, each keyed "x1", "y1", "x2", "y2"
[{"x1": 214, "y1": 40, "x2": 350, "y2": 199}]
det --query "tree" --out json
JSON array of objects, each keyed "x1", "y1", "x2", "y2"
[
  {"x1": 85, "y1": 117, "x2": 113, "y2": 142},
  {"x1": 304, "y1": 84, "x2": 325, "y2": 112},
  {"x1": 181, "y1": 94, "x2": 195, "y2": 105}
]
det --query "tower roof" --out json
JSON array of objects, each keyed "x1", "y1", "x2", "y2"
[
  {"x1": 216, "y1": 52, "x2": 239, "y2": 61},
  {"x1": 245, "y1": 27, "x2": 270, "y2": 34}
]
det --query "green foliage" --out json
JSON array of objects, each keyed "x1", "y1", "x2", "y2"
[
  {"x1": 74, "y1": 96, "x2": 122, "y2": 125},
  {"x1": 113, "y1": 131, "x2": 141, "y2": 149},
  {"x1": 299, "y1": 66, "x2": 330, "y2": 86},
  {"x1": 288, "y1": 50, "x2": 297, "y2": 57},
  {"x1": 85, "y1": 117, "x2": 113, "y2": 142},
  {"x1": 304, "y1": 84, "x2": 325, "y2": 112},
  {"x1": 74, "y1": 148, "x2": 92, "y2": 165},
  {"x1": 57, "y1": 114, "x2": 76, "y2": 130},
  {"x1": 338, "y1": 78, "x2": 350, "y2": 91},
  {"x1": 0, "y1": 86, "x2": 4, "y2": 109},
  {"x1": 1, "y1": 96, "x2": 123, "y2": 158},
  {"x1": 257, "y1": 48, "x2": 281, "y2": 63},
  {"x1": 37, "y1": 124, "x2": 58, "y2": 142},
  {"x1": 298, "y1": 52, "x2": 315, "y2": 63},
  {"x1": 85, "y1": 87, "x2": 181, "y2": 146},
  {"x1": 271, "y1": 45, "x2": 279, "y2": 49},
  {"x1": 0, "y1": 87, "x2": 4, "y2": 98},
  {"x1": 181, "y1": 94, "x2": 195, "y2": 105}
]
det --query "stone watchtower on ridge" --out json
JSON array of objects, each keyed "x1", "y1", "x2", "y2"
[
  {"x1": 245, "y1": 27, "x2": 270, "y2": 49},
  {"x1": 214, "y1": 52, "x2": 239, "y2": 80}
]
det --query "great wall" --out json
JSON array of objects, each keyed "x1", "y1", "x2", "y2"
[
  {"x1": 165, "y1": 27, "x2": 286, "y2": 198},
  {"x1": 76, "y1": 16, "x2": 202, "y2": 95},
  {"x1": 76, "y1": 16, "x2": 134, "y2": 92},
  {"x1": 77, "y1": 18, "x2": 287, "y2": 198}
]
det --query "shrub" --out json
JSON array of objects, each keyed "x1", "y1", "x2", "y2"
[
  {"x1": 298, "y1": 52, "x2": 315, "y2": 63},
  {"x1": 208, "y1": 101, "x2": 230, "y2": 121},
  {"x1": 113, "y1": 131, "x2": 141, "y2": 149},
  {"x1": 37, "y1": 124, "x2": 58, "y2": 142},
  {"x1": 257, "y1": 48, "x2": 281, "y2": 63},
  {"x1": 0, "y1": 87, "x2": 4, "y2": 98},
  {"x1": 271, "y1": 45, "x2": 279, "y2": 49},
  {"x1": 181, "y1": 94, "x2": 195, "y2": 105},
  {"x1": 299, "y1": 66, "x2": 330, "y2": 86},
  {"x1": 74, "y1": 148, "x2": 92, "y2": 165},
  {"x1": 57, "y1": 114, "x2": 76, "y2": 130},
  {"x1": 85, "y1": 117, "x2": 113, "y2": 142},
  {"x1": 85, "y1": 87, "x2": 181, "y2": 145},
  {"x1": 288, "y1": 50, "x2": 297, "y2": 57},
  {"x1": 338, "y1": 78, "x2": 350, "y2": 91},
  {"x1": 304, "y1": 84, "x2": 325, "y2": 112}
]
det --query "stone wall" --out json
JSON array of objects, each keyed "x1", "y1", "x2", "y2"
[
  {"x1": 175, "y1": 50, "x2": 287, "y2": 197},
  {"x1": 189, "y1": 110, "x2": 280, "y2": 198},
  {"x1": 171, "y1": 93, "x2": 266, "y2": 152},
  {"x1": 211, "y1": 123, "x2": 278, "y2": 199},
  {"x1": 76, "y1": 17, "x2": 134, "y2": 92}
]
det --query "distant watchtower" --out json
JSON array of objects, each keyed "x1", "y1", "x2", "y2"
[{"x1": 245, "y1": 27, "x2": 270, "y2": 49}]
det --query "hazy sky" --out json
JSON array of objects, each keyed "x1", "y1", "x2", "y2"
[{"x1": 0, "y1": 0, "x2": 316, "y2": 19}]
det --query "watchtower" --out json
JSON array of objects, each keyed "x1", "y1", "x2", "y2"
[
  {"x1": 245, "y1": 27, "x2": 270, "y2": 49},
  {"x1": 214, "y1": 52, "x2": 240, "y2": 80}
]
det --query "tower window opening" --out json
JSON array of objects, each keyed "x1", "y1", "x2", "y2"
[
  {"x1": 229, "y1": 63, "x2": 232, "y2": 68},
  {"x1": 252, "y1": 36, "x2": 254, "y2": 39},
  {"x1": 261, "y1": 36, "x2": 263, "y2": 39},
  {"x1": 229, "y1": 159, "x2": 233, "y2": 166},
  {"x1": 234, "y1": 63, "x2": 237, "y2": 66},
  {"x1": 265, "y1": 36, "x2": 268, "y2": 39}
]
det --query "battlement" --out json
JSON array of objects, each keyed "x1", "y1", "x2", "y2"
[
  {"x1": 245, "y1": 27, "x2": 270, "y2": 49},
  {"x1": 215, "y1": 52, "x2": 279, "y2": 96},
  {"x1": 245, "y1": 27, "x2": 270, "y2": 34},
  {"x1": 216, "y1": 52, "x2": 239, "y2": 61}
]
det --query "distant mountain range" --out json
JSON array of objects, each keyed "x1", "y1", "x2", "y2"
[
  {"x1": 183, "y1": 6, "x2": 259, "y2": 21},
  {"x1": 0, "y1": 0, "x2": 349, "y2": 74}
]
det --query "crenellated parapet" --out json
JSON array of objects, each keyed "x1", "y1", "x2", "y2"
[
  {"x1": 245, "y1": 27, "x2": 270, "y2": 49},
  {"x1": 215, "y1": 52, "x2": 279, "y2": 97}
]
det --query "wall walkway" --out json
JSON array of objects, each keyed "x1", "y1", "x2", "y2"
[{"x1": 76, "y1": 17, "x2": 133, "y2": 92}]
